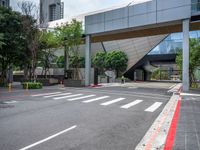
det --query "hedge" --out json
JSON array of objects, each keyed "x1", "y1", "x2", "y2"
[{"x1": 22, "y1": 82, "x2": 43, "y2": 89}]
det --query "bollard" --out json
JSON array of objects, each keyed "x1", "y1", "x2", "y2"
[
  {"x1": 60, "y1": 80, "x2": 64, "y2": 88},
  {"x1": 8, "y1": 83, "x2": 12, "y2": 92},
  {"x1": 26, "y1": 82, "x2": 29, "y2": 91}
]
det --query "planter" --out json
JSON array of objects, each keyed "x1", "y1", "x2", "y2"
[
  {"x1": 22, "y1": 82, "x2": 42, "y2": 89},
  {"x1": 64, "y1": 79, "x2": 84, "y2": 87}
]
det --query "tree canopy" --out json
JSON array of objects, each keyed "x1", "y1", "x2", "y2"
[
  {"x1": 0, "y1": 6, "x2": 25, "y2": 83},
  {"x1": 92, "y1": 52, "x2": 107, "y2": 69},
  {"x1": 176, "y1": 38, "x2": 200, "y2": 87},
  {"x1": 92, "y1": 51, "x2": 128, "y2": 77}
]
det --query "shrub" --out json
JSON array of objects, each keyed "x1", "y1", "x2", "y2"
[{"x1": 22, "y1": 82, "x2": 43, "y2": 89}]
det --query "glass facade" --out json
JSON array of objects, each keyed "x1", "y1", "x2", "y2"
[
  {"x1": 192, "y1": 0, "x2": 200, "y2": 15},
  {"x1": 49, "y1": 4, "x2": 56, "y2": 21},
  {"x1": 148, "y1": 30, "x2": 200, "y2": 55}
]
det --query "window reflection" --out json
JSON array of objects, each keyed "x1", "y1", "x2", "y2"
[{"x1": 148, "y1": 30, "x2": 200, "y2": 55}]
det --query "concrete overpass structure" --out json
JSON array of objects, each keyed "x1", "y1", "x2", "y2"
[{"x1": 84, "y1": 0, "x2": 200, "y2": 91}]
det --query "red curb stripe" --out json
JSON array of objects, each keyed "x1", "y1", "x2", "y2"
[{"x1": 164, "y1": 98, "x2": 181, "y2": 150}]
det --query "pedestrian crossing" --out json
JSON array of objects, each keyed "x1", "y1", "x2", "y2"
[
  {"x1": 120, "y1": 100, "x2": 143, "y2": 109},
  {"x1": 31, "y1": 92, "x2": 163, "y2": 112}
]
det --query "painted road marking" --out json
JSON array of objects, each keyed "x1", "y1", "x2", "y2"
[
  {"x1": 68, "y1": 95, "x2": 96, "y2": 101},
  {"x1": 31, "y1": 92, "x2": 61, "y2": 97},
  {"x1": 168, "y1": 84, "x2": 176, "y2": 89},
  {"x1": 19, "y1": 125, "x2": 77, "y2": 150},
  {"x1": 3, "y1": 101, "x2": 18, "y2": 104},
  {"x1": 180, "y1": 93, "x2": 200, "y2": 97},
  {"x1": 82, "y1": 96, "x2": 110, "y2": 103},
  {"x1": 44, "y1": 93, "x2": 71, "y2": 98},
  {"x1": 145, "y1": 102, "x2": 162, "y2": 112},
  {"x1": 120, "y1": 100, "x2": 143, "y2": 109},
  {"x1": 53, "y1": 94, "x2": 83, "y2": 100},
  {"x1": 100, "y1": 98, "x2": 125, "y2": 106}
]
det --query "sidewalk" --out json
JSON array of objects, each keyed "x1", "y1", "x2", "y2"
[{"x1": 173, "y1": 91, "x2": 200, "y2": 150}]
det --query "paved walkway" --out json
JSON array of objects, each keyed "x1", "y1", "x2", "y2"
[{"x1": 174, "y1": 92, "x2": 200, "y2": 150}]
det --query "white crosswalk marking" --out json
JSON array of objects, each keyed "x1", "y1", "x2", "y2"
[
  {"x1": 31, "y1": 92, "x2": 61, "y2": 97},
  {"x1": 120, "y1": 100, "x2": 143, "y2": 109},
  {"x1": 145, "y1": 102, "x2": 162, "y2": 112},
  {"x1": 68, "y1": 95, "x2": 96, "y2": 101},
  {"x1": 100, "y1": 98, "x2": 125, "y2": 106},
  {"x1": 44, "y1": 93, "x2": 71, "y2": 98},
  {"x1": 82, "y1": 96, "x2": 110, "y2": 103},
  {"x1": 53, "y1": 94, "x2": 83, "y2": 100}
]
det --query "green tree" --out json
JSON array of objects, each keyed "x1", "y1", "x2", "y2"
[
  {"x1": 69, "y1": 56, "x2": 85, "y2": 68},
  {"x1": 0, "y1": 6, "x2": 25, "y2": 83},
  {"x1": 38, "y1": 31, "x2": 58, "y2": 77},
  {"x1": 176, "y1": 38, "x2": 200, "y2": 87},
  {"x1": 55, "y1": 19, "x2": 83, "y2": 79},
  {"x1": 0, "y1": 33, "x2": 5, "y2": 49},
  {"x1": 18, "y1": 1, "x2": 40, "y2": 81},
  {"x1": 57, "y1": 56, "x2": 64, "y2": 68},
  {"x1": 105, "y1": 51, "x2": 128, "y2": 77},
  {"x1": 92, "y1": 52, "x2": 107, "y2": 74}
]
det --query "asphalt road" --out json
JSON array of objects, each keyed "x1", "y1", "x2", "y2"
[{"x1": 0, "y1": 85, "x2": 171, "y2": 150}]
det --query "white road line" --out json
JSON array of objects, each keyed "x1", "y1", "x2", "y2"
[
  {"x1": 168, "y1": 84, "x2": 176, "y2": 89},
  {"x1": 100, "y1": 98, "x2": 125, "y2": 106},
  {"x1": 19, "y1": 125, "x2": 77, "y2": 150},
  {"x1": 31, "y1": 92, "x2": 61, "y2": 97},
  {"x1": 120, "y1": 100, "x2": 143, "y2": 109},
  {"x1": 180, "y1": 93, "x2": 200, "y2": 97},
  {"x1": 44, "y1": 93, "x2": 71, "y2": 98},
  {"x1": 53, "y1": 94, "x2": 83, "y2": 100},
  {"x1": 145, "y1": 102, "x2": 162, "y2": 112},
  {"x1": 82, "y1": 96, "x2": 110, "y2": 103},
  {"x1": 68, "y1": 95, "x2": 96, "y2": 101}
]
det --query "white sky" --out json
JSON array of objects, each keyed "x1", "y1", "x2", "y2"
[{"x1": 11, "y1": 0, "x2": 150, "y2": 18}]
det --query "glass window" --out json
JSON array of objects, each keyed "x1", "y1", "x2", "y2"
[
  {"x1": 49, "y1": 4, "x2": 56, "y2": 21},
  {"x1": 60, "y1": 2, "x2": 64, "y2": 19}
]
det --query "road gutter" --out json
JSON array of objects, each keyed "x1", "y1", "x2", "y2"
[{"x1": 135, "y1": 84, "x2": 182, "y2": 150}]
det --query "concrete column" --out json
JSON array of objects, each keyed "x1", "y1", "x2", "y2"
[
  {"x1": 182, "y1": 19, "x2": 190, "y2": 91},
  {"x1": 85, "y1": 35, "x2": 91, "y2": 86}
]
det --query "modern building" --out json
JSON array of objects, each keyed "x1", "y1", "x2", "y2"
[
  {"x1": 42, "y1": 0, "x2": 200, "y2": 91},
  {"x1": 40, "y1": 0, "x2": 64, "y2": 26},
  {"x1": 0, "y1": 0, "x2": 9, "y2": 8},
  {"x1": 83, "y1": 0, "x2": 200, "y2": 91}
]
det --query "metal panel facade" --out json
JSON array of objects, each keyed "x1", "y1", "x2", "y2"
[{"x1": 85, "y1": 0, "x2": 191, "y2": 35}]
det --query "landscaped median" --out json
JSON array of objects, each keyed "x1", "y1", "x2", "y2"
[{"x1": 21, "y1": 82, "x2": 43, "y2": 89}]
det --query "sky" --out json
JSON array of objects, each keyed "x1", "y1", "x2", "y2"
[
  {"x1": 10, "y1": 0, "x2": 134, "y2": 15},
  {"x1": 10, "y1": 0, "x2": 146, "y2": 18}
]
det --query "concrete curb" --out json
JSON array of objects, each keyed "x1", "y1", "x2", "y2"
[{"x1": 135, "y1": 84, "x2": 182, "y2": 150}]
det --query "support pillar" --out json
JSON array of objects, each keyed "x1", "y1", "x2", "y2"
[
  {"x1": 182, "y1": 19, "x2": 190, "y2": 91},
  {"x1": 85, "y1": 35, "x2": 91, "y2": 86}
]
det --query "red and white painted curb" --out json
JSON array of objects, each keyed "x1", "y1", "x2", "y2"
[{"x1": 136, "y1": 84, "x2": 182, "y2": 150}]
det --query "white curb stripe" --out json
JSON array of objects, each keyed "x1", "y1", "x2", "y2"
[
  {"x1": 120, "y1": 100, "x2": 143, "y2": 109},
  {"x1": 82, "y1": 96, "x2": 109, "y2": 103},
  {"x1": 68, "y1": 95, "x2": 96, "y2": 101},
  {"x1": 100, "y1": 98, "x2": 125, "y2": 106},
  {"x1": 19, "y1": 125, "x2": 77, "y2": 150},
  {"x1": 53, "y1": 94, "x2": 83, "y2": 100}
]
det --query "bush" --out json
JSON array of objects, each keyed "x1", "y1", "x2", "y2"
[{"x1": 22, "y1": 82, "x2": 43, "y2": 89}]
